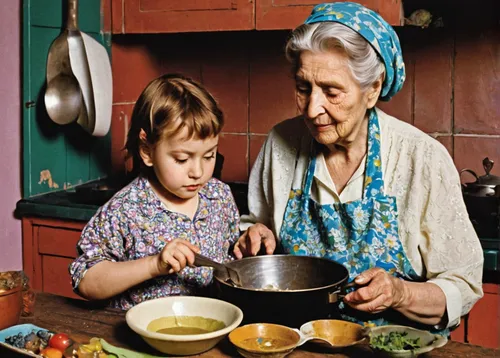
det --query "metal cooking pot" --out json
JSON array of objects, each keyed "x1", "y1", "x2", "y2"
[
  {"x1": 212, "y1": 255, "x2": 350, "y2": 328},
  {"x1": 460, "y1": 157, "x2": 500, "y2": 238},
  {"x1": 460, "y1": 157, "x2": 500, "y2": 197}
]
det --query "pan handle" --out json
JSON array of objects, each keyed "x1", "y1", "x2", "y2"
[{"x1": 328, "y1": 282, "x2": 359, "y2": 303}]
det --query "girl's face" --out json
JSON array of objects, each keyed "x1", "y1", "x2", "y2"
[
  {"x1": 140, "y1": 126, "x2": 218, "y2": 205},
  {"x1": 295, "y1": 49, "x2": 380, "y2": 148}
]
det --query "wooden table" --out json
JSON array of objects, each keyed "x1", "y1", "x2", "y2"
[{"x1": 1, "y1": 292, "x2": 499, "y2": 357}]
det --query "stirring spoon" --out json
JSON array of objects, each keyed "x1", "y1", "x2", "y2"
[{"x1": 193, "y1": 253, "x2": 242, "y2": 287}]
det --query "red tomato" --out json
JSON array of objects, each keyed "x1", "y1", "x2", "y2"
[
  {"x1": 48, "y1": 333, "x2": 72, "y2": 352},
  {"x1": 40, "y1": 347, "x2": 63, "y2": 358}
]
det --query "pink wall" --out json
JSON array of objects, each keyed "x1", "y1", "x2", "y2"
[{"x1": 0, "y1": 0, "x2": 22, "y2": 271}]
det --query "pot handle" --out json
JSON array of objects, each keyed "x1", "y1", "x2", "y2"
[
  {"x1": 293, "y1": 329, "x2": 312, "y2": 347},
  {"x1": 293, "y1": 328, "x2": 333, "y2": 348},
  {"x1": 328, "y1": 281, "x2": 358, "y2": 303},
  {"x1": 459, "y1": 168, "x2": 479, "y2": 186},
  {"x1": 483, "y1": 157, "x2": 494, "y2": 176}
]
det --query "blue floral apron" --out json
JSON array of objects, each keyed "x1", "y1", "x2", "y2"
[{"x1": 279, "y1": 110, "x2": 446, "y2": 333}]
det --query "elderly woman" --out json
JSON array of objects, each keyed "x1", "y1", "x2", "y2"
[{"x1": 233, "y1": 2, "x2": 483, "y2": 332}]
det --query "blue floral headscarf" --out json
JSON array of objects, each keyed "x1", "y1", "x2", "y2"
[{"x1": 304, "y1": 2, "x2": 405, "y2": 101}]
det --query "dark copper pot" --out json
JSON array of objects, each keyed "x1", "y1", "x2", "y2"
[{"x1": 0, "y1": 286, "x2": 22, "y2": 330}]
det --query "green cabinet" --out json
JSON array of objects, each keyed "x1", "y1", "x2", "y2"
[{"x1": 23, "y1": 0, "x2": 110, "y2": 197}]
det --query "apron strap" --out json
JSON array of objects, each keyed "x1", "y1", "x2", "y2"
[
  {"x1": 363, "y1": 109, "x2": 384, "y2": 198},
  {"x1": 303, "y1": 154, "x2": 317, "y2": 197},
  {"x1": 303, "y1": 109, "x2": 384, "y2": 200}
]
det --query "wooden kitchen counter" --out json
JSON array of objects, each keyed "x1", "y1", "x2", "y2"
[{"x1": 2, "y1": 292, "x2": 499, "y2": 357}]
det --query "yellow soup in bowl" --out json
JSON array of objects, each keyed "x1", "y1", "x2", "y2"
[{"x1": 147, "y1": 316, "x2": 226, "y2": 336}]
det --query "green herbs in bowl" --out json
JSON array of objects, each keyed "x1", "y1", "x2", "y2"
[
  {"x1": 371, "y1": 331, "x2": 422, "y2": 351},
  {"x1": 368, "y1": 325, "x2": 448, "y2": 357}
]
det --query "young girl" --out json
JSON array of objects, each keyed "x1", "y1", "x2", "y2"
[{"x1": 69, "y1": 74, "x2": 240, "y2": 309}]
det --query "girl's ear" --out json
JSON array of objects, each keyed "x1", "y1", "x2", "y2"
[
  {"x1": 366, "y1": 74, "x2": 383, "y2": 109},
  {"x1": 138, "y1": 129, "x2": 153, "y2": 167}
]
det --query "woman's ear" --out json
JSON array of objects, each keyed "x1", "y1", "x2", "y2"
[
  {"x1": 366, "y1": 75, "x2": 383, "y2": 109},
  {"x1": 138, "y1": 129, "x2": 154, "y2": 167}
]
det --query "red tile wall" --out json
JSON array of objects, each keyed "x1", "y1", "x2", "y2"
[{"x1": 111, "y1": 1, "x2": 499, "y2": 183}]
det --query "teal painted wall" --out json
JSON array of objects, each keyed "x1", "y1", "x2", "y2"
[{"x1": 23, "y1": 0, "x2": 111, "y2": 197}]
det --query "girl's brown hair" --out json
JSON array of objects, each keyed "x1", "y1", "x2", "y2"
[{"x1": 125, "y1": 74, "x2": 224, "y2": 174}]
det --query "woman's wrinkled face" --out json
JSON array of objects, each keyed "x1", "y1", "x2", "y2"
[{"x1": 295, "y1": 49, "x2": 375, "y2": 147}]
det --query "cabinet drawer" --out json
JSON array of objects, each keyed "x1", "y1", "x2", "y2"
[
  {"x1": 42, "y1": 256, "x2": 82, "y2": 300},
  {"x1": 38, "y1": 226, "x2": 82, "y2": 258},
  {"x1": 256, "y1": 0, "x2": 403, "y2": 30},
  {"x1": 115, "y1": 0, "x2": 254, "y2": 33}
]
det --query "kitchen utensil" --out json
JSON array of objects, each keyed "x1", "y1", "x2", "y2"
[
  {"x1": 78, "y1": 33, "x2": 112, "y2": 137},
  {"x1": 44, "y1": 0, "x2": 82, "y2": 125},
  {"x1": 194, "y1": 253, "x2": 242, "y2": 287},
  {"x1": 212, "y1": 255, "x2": 350, "y2": 328},
  {"x1": 65, "y1": 0, "x2": 112, "y2": 137},
  {"x1": 460, "y1": 157, "x2": 500, "y2": 197},
  {"x1": 460, "y1": 157, "x2": 500, "y2": 238},
  {"x1": 44, "y1": 75, "x2": 82, "y2": 124}
]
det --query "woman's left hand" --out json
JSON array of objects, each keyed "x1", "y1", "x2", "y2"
[{"x1": 343, "y1": 267, "x2": 408, "y2": 313}]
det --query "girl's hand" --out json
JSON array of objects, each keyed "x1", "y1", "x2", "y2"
[
  {"x1": 233, "y1": 223, "x2": 276, "y2": 259},
  {"x1": 343, "y1": 267, "x2": 408, "y2": 313},
  {"x1": 157, "y1": 239, "x2": 200, "y2": 275}
]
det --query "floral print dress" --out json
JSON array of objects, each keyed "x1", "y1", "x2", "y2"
[{"x1": 69, "y1": 176, "x2": 240, "y2": 310}]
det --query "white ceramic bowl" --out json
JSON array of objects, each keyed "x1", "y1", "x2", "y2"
[
  {"x1": 368, "y1": 325, "x2": 448, "y2": 357},
  {"x1": 126, "y1": 296, "x2": 243, "y2": 356}
]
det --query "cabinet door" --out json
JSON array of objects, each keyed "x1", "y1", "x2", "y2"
[
  {"x1": 112, "y1": 0, "x2": 255, "y2": 33},
  {"x1": 42, "y1": 256, "x2": 81, "y2": 299},
  {"x1": 256, "y1": 0, "x2": 403, "y2": 30},
  {"x1": 23, "y1": 217, "x2": 86, "y2": 300},
  {"x1": 467, "y1": 283, "x2": 500, "y2": 349},
  {"x1": 450, "y1": 316, "x2": 466, "y2": 343}
]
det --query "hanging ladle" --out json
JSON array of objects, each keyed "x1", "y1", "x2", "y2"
[{"x1": 44, "y1": 0, "x2": 82, "y2": 124}]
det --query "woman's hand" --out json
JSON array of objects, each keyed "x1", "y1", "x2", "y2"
[
  {"x1": 343, "y1": 267, "x2": 408, "y2": 313},
  {"x1": 233, "y1": 223, "x2": 276, "y2": 259},
  {"x1": 156, "y1": 239, "x2": 200, "y2": 275}
]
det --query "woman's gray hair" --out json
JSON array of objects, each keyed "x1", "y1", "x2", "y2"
[{"x1": 285, "y1": 22, "x2": 385, "y2": 91}]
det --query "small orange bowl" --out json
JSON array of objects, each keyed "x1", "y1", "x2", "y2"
[
  {"x1": 229, "y1": 323, "x2": 300, "y2": 358},
  {"x1": 299, "y1": 319, "x2": 366, "y2": 349}
]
